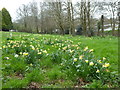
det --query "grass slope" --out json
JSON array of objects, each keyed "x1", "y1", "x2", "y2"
[{"x1": 1, "y1": 31, "x2": 119, "y2": 88}]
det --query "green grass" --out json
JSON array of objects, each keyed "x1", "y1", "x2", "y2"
[
  {"x1": 72, "y1": 36, "x2": 118, "y2": 71},
  {"x1": 1, "y1": 31, "x2": 119, "y2": 88}
]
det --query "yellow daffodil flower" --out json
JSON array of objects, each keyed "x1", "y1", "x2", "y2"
[
  {"x1": 30, "y1": 63, "x2": 33, "y2": 66},
  {"x1": 84, "y1": 46, "x2": 88, "y2": 51},
  {"x1": 103, "y1": 57, "x2": 106, "y2": 60},
  {"x1": 85, "y1": 60, "x2": 89, "y2": 63},
  {"x1": 89, "y1": 49, "x2": 94, "y2": 52},
  {"x1": 38, "y1": 52, "x2": 42, "y2": 54},
  {"x1": 97, "y1": 60, "x2": 102, "y2": 63},
  {"x1": 103, "y1": 63, "x2": 110, "y2": 67},
  {"x1": 23, "y1": 52, "x2": 29, "y2": 56},
  {"x1": 74, "y1": 58, "x2": 77, "y2": 62},
  {"x1": 89, "y1": 62, "x2": 94, "y2": 66},
  {"x1": 96, "y1": 69, "x2": 100, "y2": 73},
  {"x1": 63, "y1": 47, "x2": 67, "y2": 50},
  {"x1": 43, "y1": 50, "x2": 47, "y2": 53},
  {"x1": 79, "y1": 55, "x2": 84, "y2": 60}
]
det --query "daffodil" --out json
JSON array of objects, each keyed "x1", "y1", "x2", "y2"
[
  {"x1": 103, "y1": 63, "x2": 110, "y2": 67},
  {"x1": 69, "y1": 49, "x2": 74, "y2": 53},
  {"x1": 84, "y1": 46, "x2": 88, "y2": 51},
  {"x1": 89, "y1": 62, "x2": 94, "y2": 66},
  {"x1": 20, "y1": 52, "x2": 22, "y2": 55},
  {"x1": 103, "y1": 57, "x2": 106, "y2": 60},
  {"x1": 38, "y1": 52, "x2": 42, "y2": 54},
  {"x1": 96, "y1": 69, "x2": 100, "y2": 73},
  {"x1": 89, "y1": 49, "x2": 94, "y2": 52},
  {"x1": 79, "y1": 55, "x2": 83, "y2": 60},
  {"x1": 15, "y1": 54, "x2": 19, "y2": 57},
  {"x1": 23, "y1": 52, "x2": 29, "y2": 56},
  {"x1": 74, "y1": 58, "x2": 77, "y2": 62},
  {"x1": 85, "y1": 60, "x2": 88, "y2": 63},
  {"x1": 43, "y1": 50, "x2": 47, "y2": 53},
  {"x1": 63, "y1": 47, "x2": 67, "y2": 50},
  {"x1": 32, "y1": 46, "x2": 35, "y2": 50},
  {"x1": 30, "y1": 63, "x2": 33, "y2": 66},
  {"x1": 97, "y1": 60, "x2": 102, "y2": 63},
  {"x1": 6, "y1": 57, "x2": 9, "y2": 60},
  {"x1": 2, "y1": 46, "x2": 6, "y2": 48},
  {"x1": 77, "y1": 47, "x2": 80, "y2": 50}
]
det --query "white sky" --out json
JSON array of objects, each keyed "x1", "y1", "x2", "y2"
[
  {"x1": 0, "y1": 0, "x2": 117, "y2": 22},
  {"x1": 0, "y1": 0, "x2": 36, "y2": 21}
]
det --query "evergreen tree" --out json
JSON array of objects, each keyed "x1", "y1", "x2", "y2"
[{"x1": 2, "y1": 8, "x2": 13, "y2": 30}]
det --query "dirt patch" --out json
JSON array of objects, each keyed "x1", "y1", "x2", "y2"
[
  {"x1": 28, "y1": 82, "x2": 41, "y2": 88},
  {"x1": 14, "y1": 72, "x2": 24, "y2": 79}
]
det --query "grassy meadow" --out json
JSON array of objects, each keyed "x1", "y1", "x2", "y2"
[{"x1": 1, "y1": 31, "x2": 119, "y2": 88}]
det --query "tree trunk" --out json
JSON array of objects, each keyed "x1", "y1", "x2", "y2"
[
  {"x1": 83, "y1": 1, "x2": 87, "y2": 36},
  {"x1": 80, "y1": 1, "x2": 84, "y2": 35},
  {"x1": 118, "y1": 2, "x2": 120, "y2": 37},
  {"x1": 35, "y1": 16, "x2": 39, "y2": 33},
  {"x1": 67, "y1": 2, "x2": 72, "y2": 35},
  {"x1": 71, "y1": 2, "x2": 75, "y2": 36},
  {"x1": 112, "y1": 11, "x2": 115, "y2": 36},
  {"x1": 53, "y1": 2, "x2": 64, "y2": 35},
  {"x1": 24, "y1": 18, "x2": 27, "y2": 31},
  {"x1": 97, "y1": 21, "x2": 100, "y2": 36},
  {"x1": 87, "y1": 0, "x2": 91, "y2": 36},
  {"x1": 83, "y1": 12, "x2": 87, "y2": 36},
  {"x1": 118, "y1": 15, "x2": 120, "y2": 37},
  {"x1": 101, "y1": 15, "x2": 104, "y2": 37}
]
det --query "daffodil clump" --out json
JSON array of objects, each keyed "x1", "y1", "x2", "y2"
[
  {"x1": 61, "y1": 45, "x2": 111, "y2": 81},
  {"x1": 2, "y1": 32, "x2": 113, "y2": 87}
]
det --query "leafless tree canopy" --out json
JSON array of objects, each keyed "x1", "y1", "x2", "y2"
[{"x1": 14, "y1": 0, "x2": 119, "y2": 36}]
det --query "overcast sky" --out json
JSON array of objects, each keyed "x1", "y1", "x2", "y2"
[{"x1": 0, "y1": 0, "x2": 117, "y2": 22}]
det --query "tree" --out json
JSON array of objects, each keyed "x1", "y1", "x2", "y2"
[
  {"x1": 30, "y1": 1, "x2": 39, "y2": 33},
  {"x1": 83, "y1": 1, "x2": 87, "y2": 36},
  {"x1": 96, "y1": 1, "x2": 118, "y2": 36},
  {"x1": 101, "y1": 15, "x2": 104, "y2": 37},
  {"x1": 71, "y1": 1, "x2": 75, "y2": 36},
  {"x1": 67, "y1": 0, "x2": 75, "y2": 36},
  {"x1": 16, "y1": 4, "x2": 30, "y2": 32},
  {"x1": 107, "y1": 1, "x2": 118, "y2": 36},
  {"x1": 97, "y1": 21, "x2": 101, "y2": 36},
  {"x1": 39, "y1": 2, "x2": 57, "y2": 34},
  {"x1": 2, "y1": 8, "x2": 13, "y2": 30},
  {"x1": 118, "y1": 1, "x2": 120, "y2": 37},
  {"x1": 51, "y1": 1, "x2": 65, "y2": 35},
  {"x1": 87, "y1": 0, "x2": 91, "y2": 36}
]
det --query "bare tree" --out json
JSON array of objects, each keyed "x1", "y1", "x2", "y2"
[
  {"x1": 67, "y1": 1, "x2": 72, "y2": 35},
  {"x1": 71, "y1": 1, "x2": 75, "y2": 36},
  {"x1": 107, "y1": 1, "x2": 118, "y2": 36},
  {"x1": 40, "y1": 2, "x2": 45, "y2": 34},
  {"x1": 16, "y1": 4, "x2": 30, "y2": 32},
  {"x1": 83, "y1": 1, "x2": 87, "y2": 36},
  {"x1": 97, "y1": 21, "x2": 101, "y2": 36},
  {"x1": 118, "y1": 1, "x2": 120, "y2": 37},
  {"x1": 101, "y1": 15, "x2": 104, "y2": 37},
  {"x1": 51, "y1": 1, "x2": 65, "y2": 35},
  {"x1": 30, "y1": 1, "x2": 39, "y2": 33},
  {"x1": 87, "y1": 0, "x2": 91, "y2": 36}
]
